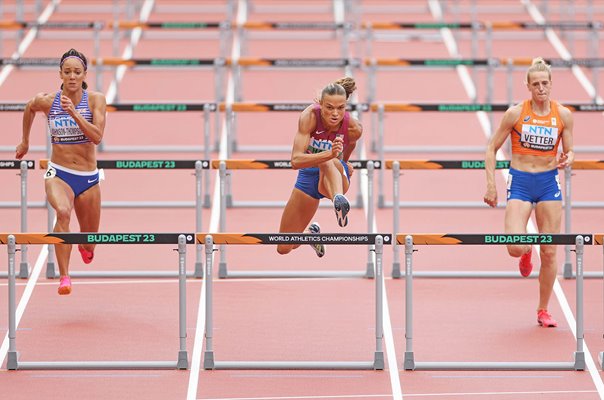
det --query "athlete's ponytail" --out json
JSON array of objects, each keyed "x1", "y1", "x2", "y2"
[{"x1": 320, "y1": 77, "x2": 357, "y2": 101}]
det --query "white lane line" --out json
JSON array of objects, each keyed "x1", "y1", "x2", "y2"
[
  {"x1": 0, "y1": 1, "x2": 58, "y2": 87},
  {"x1": 186, "y1": 0, "x2": 246, "y2": 398},
  {"x1": 333, "y1": 0, "x2": 401, "y2": 397},
  {"x1": 427, "y1": 0, "x2": 604, "y2": 395}
]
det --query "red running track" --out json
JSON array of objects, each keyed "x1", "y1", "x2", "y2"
[{"x1": 1, "y1": 1, "x2": 604, "y2": 399}]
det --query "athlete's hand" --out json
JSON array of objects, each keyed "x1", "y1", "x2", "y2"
[
  {"x1": 483, "y1": 186, "x2": 498, "y2": 208},
  {"x1": 60, "y1": 95, "x2": 76, "y2": 115},
  {"x1": 15, "y1": 142, "x2": 28, "y2": 159},
  {"x1": 331, "y1": 136, "x2": 344, "y2": 159},
  {"x1": 557, "y1": 151, "x2": 574, "y2": 169}
]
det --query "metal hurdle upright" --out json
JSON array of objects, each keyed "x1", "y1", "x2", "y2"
[
  {"x1": 202, "y1": 232, "x2": 389, "y2": 370},
  {"x1": 0, "y1": 160, "x2": 34, "y2": 278},
  {"x1": 215, "y1": 159, "x2": 378, "y2": 278},
  {"x1": 37, "y1": 159, "x2": 209, "y2": 279},
  {"x1": 4, "y1": 232, "x2": 192, "y2": 370},
  {"x1": 400, "y1": 233, "x2": 590, "y2": 371}
]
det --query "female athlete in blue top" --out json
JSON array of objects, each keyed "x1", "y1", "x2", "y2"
[
  {"x1": 277, "y1": 77, "x2": 363, "y2": 257},
  {"x1": 16, "y1": 48, "x2": 107, "y2": 295}
]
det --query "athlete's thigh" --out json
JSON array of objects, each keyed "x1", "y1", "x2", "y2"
[
  {"x1": 278, "y1": 188, "x2": 320, "y2": 233},
  {"x1": 45, "y1": 177, "x2": 75, "y2": 212},
  {"x1": 74, "y1": 184, "x2": 101, "y2": 231},
  {"x1": 534, "y1": 201, "x2": 562, "y2": 234},
  {"x1": 504, "y1": 199, "x2": 533, "y2": 234}
]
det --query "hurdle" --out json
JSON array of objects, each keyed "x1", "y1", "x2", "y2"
[
  {"x1": 3, "y1": 232, "x2": 193, "y2": 370},
  {"x1": 387, "y1": 160, "x2": 604, "y2": 279},
  {"x1": 38, "y1": 159, "x2": 209, "y2": 279},
  {"x1": 215, "y1": 159, "x2": 378, "y2": 278},
  {"x1": 400, "y1": 233, "x2": 590, "y2": 371},
  {"x1": 201, "y1": 232, "x2": 390, "y2": 370},
  {"x1": 0, "y1": 160, "x2": 35, "y2": 278}
]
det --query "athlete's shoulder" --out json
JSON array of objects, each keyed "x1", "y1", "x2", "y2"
[
  {"x1": 298, "y1": 103, "x2": 318, "y2": 132},
  {"x1": 554, "y1": 100, "x2": 572, "y2": 117},
  {"x1": 503, "y1": 101, "x2": 524, "y2": 121},
  {"x1": 86, "y1": 90, "x2": 107, "y2": 109}
]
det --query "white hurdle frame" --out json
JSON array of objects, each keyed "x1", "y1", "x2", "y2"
[
  {"x1": 401, "y1": 233, "x2": 589, "y2": 371},
  {"x1": 5, "y1": 233, "x2": 191, "y2": 370},
  {"x1": 202, "y1": 232, "x2": 388, "y2": 370}
]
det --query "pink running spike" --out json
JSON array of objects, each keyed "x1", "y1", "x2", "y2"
[
  {"x1": 58, "y1": 276, "x2": 72, "y2": 295},
  {"x1": 537, "y1": 309, "x2": 558, "y2": 327}
]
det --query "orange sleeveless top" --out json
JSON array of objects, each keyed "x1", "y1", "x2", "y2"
[{"x1": 511, "y1": 100, "x2": 564, "y2": 157}]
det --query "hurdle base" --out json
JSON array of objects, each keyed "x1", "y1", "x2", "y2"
[
  {"x1": 7, "y1": 351, "x2": 19, "y2": 370},
  {"x1": 599, "y1": 352, "x2": 604, "y2": 370},
  {"x1": 366, "y1": 262, "x2": 375, "y2": 278},
  {"x1": 409, "y1": 361, "x2": 578, "y2": 371},
  {"x1": 220, "y1": 270, "x2": 370, "y2": 279},
  {"x1": 203, "y1": 351, "x2": 215, "y2": 370},
  {"x1": 392, "y1": 262, "x2": 401, "y2": 278},
  {"x1": 177, "y1": 351, "x2": 189, "y2": 370},
  {"x1": 45, "y1": 261, "x2": 56, "y2": 279},
  {"x1": 403, "y1": 351, "x2": 415, "y2": 370},
  {"x1": 193, "y1": 262, "x2": 204, "y2": 278},
  {"x1": 11, "y1": 361, "x2": 181, "y2": 370},
  {"x1": 18, "y1": 262, "x2": 29, "y2": 279},
  {"x1": 209, "y1": 361, "x2": 377, "y2": 370},
  {"x1": 563, "y1": 261, "x2": 573, "y2": 279},
  {"x1": 373, "y1": 351, "x2": 385, "y2": 370},
  {"x1": 574, "y1": 351, "x2": 586, "y2": 371}
]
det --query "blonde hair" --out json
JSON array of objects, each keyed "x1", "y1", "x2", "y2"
[
  {"x1": 320, "y1": 76, "x2": 357, "y2": 101},
  {"x1": 526, "y1": 57, "x2": 551, "y2": 83}
]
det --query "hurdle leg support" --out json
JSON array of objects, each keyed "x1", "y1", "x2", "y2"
[
  {"x1": 177, "y1": 351, "x2": 189, "y2": 370},
  {"x1": 203, "y1": 351, "x2": 215, "y2": 370},
  {"x1": 403, "y1": 352, "x2": 415, "y2": 371},
  {"x1": 7, "y1": 351, "x2": 19, "y2": 370},
  {"x1": 373, "y1": 351, "x2": 384, "y2": 370}
]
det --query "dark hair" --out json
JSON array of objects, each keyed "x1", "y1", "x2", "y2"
[
  {"x1": 59, "y1": 48, "x2": 88, "y2": 90},
  {"x1": 321, "y1": 76, "x2": 357, "y2": 101}
]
